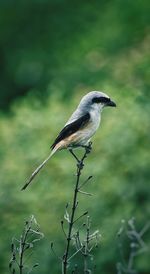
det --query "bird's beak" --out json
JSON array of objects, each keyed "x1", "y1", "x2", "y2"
[{"x1": 106, "y1": 100, "x2": 116, "y2": 107}]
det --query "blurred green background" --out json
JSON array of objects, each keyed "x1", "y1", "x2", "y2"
[{"x1": 0, "y1": 0, "x2": 149, "y2": 273}]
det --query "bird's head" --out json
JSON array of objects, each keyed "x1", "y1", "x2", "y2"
[{"x1": 79, "y1": 91, "x2": 116, "y2": 112}]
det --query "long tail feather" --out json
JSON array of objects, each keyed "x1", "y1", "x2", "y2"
[{"x1": 21, "y1": 148, "x2": 57, "y2": 190}]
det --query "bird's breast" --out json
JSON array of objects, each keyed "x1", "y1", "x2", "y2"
[
  {"x1": 63, "y1": 109, "x2": 101, "y2": 147},
  {"x1": 89, "y1": 109, "x2": 101, "y2": 133},
  {"x1": 76, "y1": 110, "x2": 101, "y2": 144}
]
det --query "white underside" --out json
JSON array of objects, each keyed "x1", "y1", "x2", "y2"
[{"x1": 68, "y1": 107, "x2": 101, "y2": 147}]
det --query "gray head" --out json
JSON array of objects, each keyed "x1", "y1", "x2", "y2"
[{"x1": 79, "y1": 91, "x2": 116, "y2": 112}]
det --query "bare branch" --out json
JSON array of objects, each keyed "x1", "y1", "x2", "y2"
[{"x1": 9, "y1": 215, "x2": 43, "y2": 274}]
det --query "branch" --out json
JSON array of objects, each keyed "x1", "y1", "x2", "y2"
[
  {"x1": 62, "y1": 143, "x2": 92, "y2": 274},
  {"x1": 116, "y1": 218, "x2": 150, "y2": 274},
  {"x1": 9, "y1": 215, "x2": 44, "y2": 274}
]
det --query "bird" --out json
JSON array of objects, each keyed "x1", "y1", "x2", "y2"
[{"x1": 21, "y1": 91, "x2": 116, "y2": 190}]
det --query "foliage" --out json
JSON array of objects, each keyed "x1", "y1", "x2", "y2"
[
  {"x1": 0, "y1": 0, "x2": 149, "y2": 108},
  {"x1": 0, "y1": 0, "x2": 149, "y2": 273},
  {"x1": 116, "y1": 218, "x2": 150, "y2": 274},
  {"x1": 9, "y1": 215, "x2": 43, "y2": 274}
]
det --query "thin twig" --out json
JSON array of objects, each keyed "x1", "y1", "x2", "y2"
[
  {"x1": 9, "y1": 216, "x2": 43, "y2": 274},
  {"x1": 117, "y1": 218, "x2": 150, "y2": 274},
  {"x1": 83, "y1": 216, "x2": 90, "y2": 273},
  {"x1": 19, "y1": 225, "x2": 31, "y2": 274},
  {"x1": 78, "y1": 190, "x2": 93, "y2": 196},
  {"x1": 50, "y1": 242, "x2": 62, "y2": 261},
  {"x1": 62, "y1": 144, "x2": 92, "y2": 274},
  {"x1": 78, "y1": 176, "x2": 93, "y2": 190},
  {"x1": 73, "y1": 211, "x2": 88, "y2": 224}
]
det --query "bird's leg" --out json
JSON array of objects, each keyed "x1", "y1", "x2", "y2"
[
  {"x1": 86, "y1": 141, "x2": 92, "y2": 153},
  {"x1": 69, "y1": 149, "x2": 80, "y2": 163},
  {"x1": 69, "y1": 149, "x2": 84, "y2": 169},
  {"x1": 80, "y1": 141, "x2": 92, "y2": 154},
  {"x1": 69, "y1": 142, "x2": 92, "y2": 169}
]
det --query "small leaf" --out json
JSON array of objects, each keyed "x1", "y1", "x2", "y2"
[
  {"x1": 66, "y1": 203, "x2": 69, "y2": 209},
  {"x1": 33, "y1": 263, "x2": 39, "y2": 268},
  {"x1": 9, "y1": 261, "x2": 12, "y2": 269},
  {"x1": 64, "y1": 210, "x2": 70, "y2": 223}
]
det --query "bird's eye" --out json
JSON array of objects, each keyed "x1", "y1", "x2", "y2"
[{"x1": 92, "y1": 97, "x2": 110, "y2": 104}]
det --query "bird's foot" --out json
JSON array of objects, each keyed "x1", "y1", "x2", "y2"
[{"x1": 80, "y1": 141, "x2": 92, "y2": 154}]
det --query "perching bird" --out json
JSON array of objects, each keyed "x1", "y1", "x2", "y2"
[{"x1": 22, "y1": 91, "x2": 116, "y2": 190}]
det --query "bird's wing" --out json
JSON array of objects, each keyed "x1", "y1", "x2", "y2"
[{"x1": 51, "y1": 112, "x2": 90, "y2": 149}]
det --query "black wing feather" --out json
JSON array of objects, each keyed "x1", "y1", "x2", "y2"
[{"x1": 51, "y1": 112, "x2": 90, "y2": 149}]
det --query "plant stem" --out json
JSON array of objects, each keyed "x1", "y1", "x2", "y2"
[
  {"x1": 62, "y1": 145, "x2": 91, "y2": 274},
  {"x1": 83, "y1": 217, "x2": 90, "y2": 273},
  {"x1": 19, "y1": 223, "x2": 31, "y2": 274}
]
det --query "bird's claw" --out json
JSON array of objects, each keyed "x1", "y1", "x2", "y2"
[{"x1": 85, "y1": 141, "x2": 92, "y2": 154}]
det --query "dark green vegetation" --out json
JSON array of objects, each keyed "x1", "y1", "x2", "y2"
[{"x1": 0, "y1": 0, "x2": 149, "y2": 273}]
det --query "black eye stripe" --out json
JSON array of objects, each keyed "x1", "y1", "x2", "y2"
[{"x1": 92, "y1": 96, "x2": 110, "y2": 104}]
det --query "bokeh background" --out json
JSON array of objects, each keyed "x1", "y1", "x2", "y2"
[{"x1": 0, "y1": 0, "x2": 149, "y2": 273}]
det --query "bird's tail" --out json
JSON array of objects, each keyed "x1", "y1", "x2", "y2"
[{"x1": 21, "y1": 146, "x2": 58, "y2": 190}]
